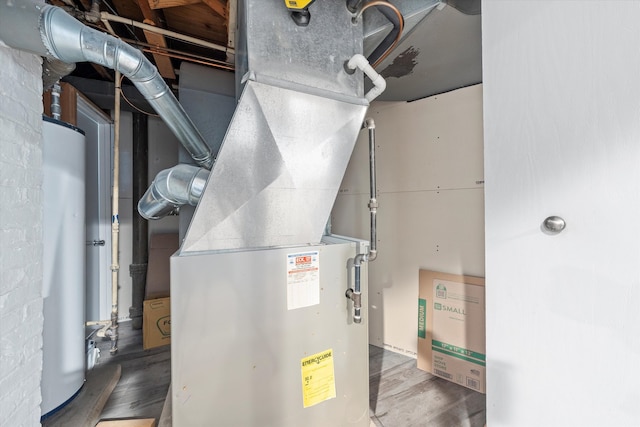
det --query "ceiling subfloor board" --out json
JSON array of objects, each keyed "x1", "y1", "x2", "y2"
[{"x1": 202, "y1": 0, "x2": 226, "y2": 18}]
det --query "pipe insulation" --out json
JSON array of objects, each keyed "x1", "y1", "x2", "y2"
[
  {"x1": 0, "y1": 0, "x2": 214, "y2": 170},
  {"x1": 138, "y1": 164, "x2": 210, "y2": 220}
]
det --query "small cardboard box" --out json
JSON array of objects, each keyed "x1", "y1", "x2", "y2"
[
  {"x1": 145, "y1": 233, "x2": 179, "y2": 300},
  {"x1": 143, "y1": 297, "x2": 171, "y2": 350},
  {"x1": 418, "y1": 269, "x2": 485, "y2": 393}
]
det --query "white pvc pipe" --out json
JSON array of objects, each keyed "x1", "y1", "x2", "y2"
[
  {"x1": 108, "y1": 69, "x2": 122, "y2": 355},
  {"x1": 347, "y1": 54, "x2": 387, "y2": 102},
  {"x1": 100, "y1": 12, "x2": 233, "y2": 56}
]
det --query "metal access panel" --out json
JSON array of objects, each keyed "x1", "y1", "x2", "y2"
[
  {"x1": 170, "y1": 235, "x2": 370, "y2": 426},
  {"x1": 235, "y1": 0, "x2": 364, "y2": 100},
  {"x1": 181, "y1": 80, "x2": 367, "y2": 253}
]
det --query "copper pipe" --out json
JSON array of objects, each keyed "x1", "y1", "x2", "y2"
[
  {"x1": 354, "y1": 1, "x2": 404, "y2": 68},
  {"x1": 135, "y1": 46, "x2": 234, "y2": 72},
  {"x1": 119, "y1": 37, "x2": 234, "y2": 70}
]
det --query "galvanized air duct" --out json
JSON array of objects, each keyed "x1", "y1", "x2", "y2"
[
  {"x1": 42, "y1": 58, "x2": 76, "y2": 90},
  {"x1": 138, "y1": 164, "x2": 209, "y2": 220},
  {"x1": 0, "y1": 0, "x2": 213, "y2": 170}
]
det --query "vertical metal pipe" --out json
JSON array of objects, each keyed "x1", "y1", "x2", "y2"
[
  {"x1": 366, "y1": 118, "x2": 378, "y2": 261},
  {"x1": 130, "y1": 113, "x2": 149, "y2": 330},
  {"x1": 51, "y1": 83, "x2": 62, "y2": 120},
  {"x1": 352, "y1": 259, "x2": 363, "y2": 324},
  {"x1": 347, "y1": 118, "x2": 378, "y2": 323}
]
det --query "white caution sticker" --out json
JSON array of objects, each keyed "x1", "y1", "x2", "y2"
[{"x1": 286, "y1": 251, "x2": 320, "y2": 310}]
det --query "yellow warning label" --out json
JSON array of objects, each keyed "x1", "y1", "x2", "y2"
[
  {"x1": 301, "y1": 348, "x2": 336, "y2": 408},
  {"x1": 284, "y1": 0, "x2": 315, "y2": 10}
]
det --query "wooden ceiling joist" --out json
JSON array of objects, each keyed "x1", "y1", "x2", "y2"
[
  {"x1": 147, "y1": 0, "x2": 200, "y2": 10},
  {"x1": 142, "y1": 30, "x2": 177, "y2": 79},
  {"x1": 136, "y1": 0, "x2": 176, "y2": 80}
]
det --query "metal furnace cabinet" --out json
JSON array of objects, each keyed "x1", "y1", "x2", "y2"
[{"x1": 170, "y1": 235, "x2": 370, "y2": 426}]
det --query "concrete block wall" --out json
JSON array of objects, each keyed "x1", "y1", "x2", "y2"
[{"x1": 0, "y1": 42, "x2": 45, "y2": 426}]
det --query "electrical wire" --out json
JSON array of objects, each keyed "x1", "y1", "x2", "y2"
[
  {"x1": 119, "y1": 37, "x2": 235, "y2": 71},
  {"x1": 140, "y1": 48, "x2": 234, "y2": 72},
  {"x1": 119, "y1": 75, "x2": 160, "y2": 117}
]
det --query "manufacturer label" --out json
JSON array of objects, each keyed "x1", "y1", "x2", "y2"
[
  {"x1": 287, "y1": 251, "x2": 320, "y2": 310},
  {"x1": 418, "y1": 298, "x2": 427, "y2": 339},
  {"x1": 301, "y1": 349, "x2": 336, "y2": 408}
]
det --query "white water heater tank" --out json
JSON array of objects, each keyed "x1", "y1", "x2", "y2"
[{"x1": 41, "y1": 118, "x2": 86, "y2": 417}]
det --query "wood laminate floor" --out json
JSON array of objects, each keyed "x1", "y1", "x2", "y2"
[
  {"x1": 96, "y1": 325, "x2": 171, "y2": 421},
  {"x1": 79, "y1": 324, "x2": 485, "y2": 426}
]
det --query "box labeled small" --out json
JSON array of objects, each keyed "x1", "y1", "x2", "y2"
[{"x1": 418, "y1": 270, "x2": 485, "y2": 393}]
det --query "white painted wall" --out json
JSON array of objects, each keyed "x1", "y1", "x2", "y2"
[
  {"x1": 332, "y1": 85, "x2": 485, "y2": 356},
  {"x1": 483, "y1": 2, "x2": 640, "y2": 425},
  {"x1": 0, "y1": 42, "x2": 44, "y2": 426}
]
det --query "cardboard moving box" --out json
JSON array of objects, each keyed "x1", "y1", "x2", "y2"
[
  {"x1": 145, "y1": 233, "x2": 179, "y2": 300},
  {"x1": 418, "y1": 269, "x2": 485, "y2": 393},
  {"x1": 143, "y1": 297, "x2": 171, "y2": 350}
]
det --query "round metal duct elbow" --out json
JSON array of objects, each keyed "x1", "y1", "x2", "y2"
[
  {"x1": 138, "y1": 164, "x2": 209, "y2": 220},
  {"x1": 0, "y1": 1, "x2": 213, "y2": 171}
]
